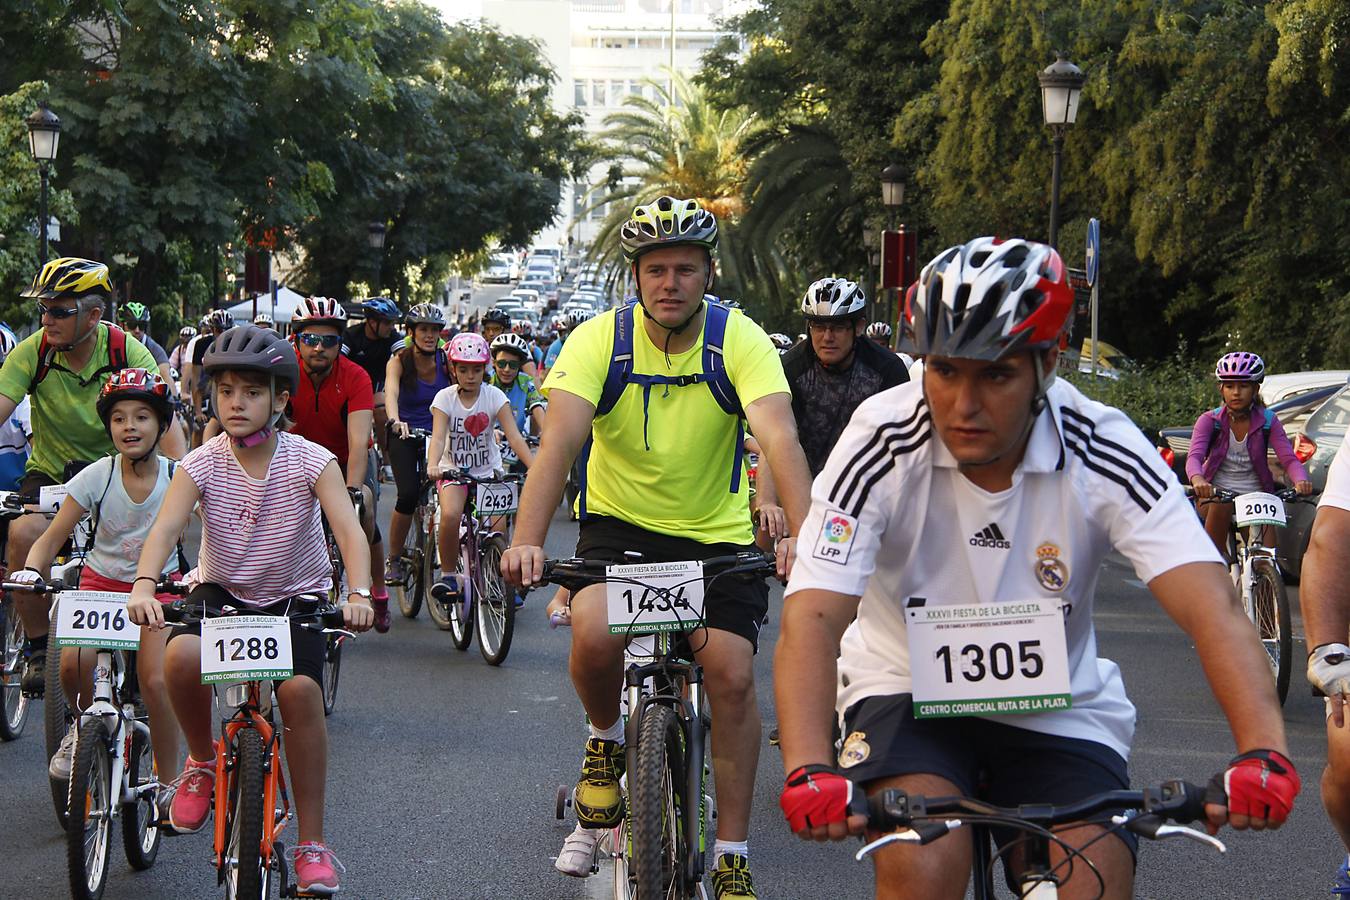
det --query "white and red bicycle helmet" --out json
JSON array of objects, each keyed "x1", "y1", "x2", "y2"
[
  {"x1": 291, "y1": 296, "x2": 348, "y2": 331},
  {"x1": 449, "y1": 332, "x2": 490, "y2": 364}
]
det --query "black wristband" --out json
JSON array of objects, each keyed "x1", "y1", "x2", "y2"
[{"x1": 132, "y1": 576, "x2": 159, "y2": 587}]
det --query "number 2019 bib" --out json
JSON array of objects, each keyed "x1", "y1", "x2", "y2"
[{"x1": 905, "y1": 598, "x2": 1072, "y2": 719}]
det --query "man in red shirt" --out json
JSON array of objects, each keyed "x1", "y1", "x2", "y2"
[{"x1": 289, "y1": 297, "x2": 391, "y2": 631}]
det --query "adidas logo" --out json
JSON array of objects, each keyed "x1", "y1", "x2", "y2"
[{"x1": 969, "y1": 523, "x2": 1011, "y2": 550}]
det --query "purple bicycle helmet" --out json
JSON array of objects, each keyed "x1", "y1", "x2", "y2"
[{"x1": 1215, "y1": 351, "x2": 1265, "y2": 383}]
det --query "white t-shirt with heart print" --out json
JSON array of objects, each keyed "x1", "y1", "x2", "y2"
[{"x1": 431, "y1": 383, "x2": 510, "y2": 478}]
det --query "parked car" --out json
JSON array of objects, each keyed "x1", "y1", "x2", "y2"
[
  {"x1": 1260, "y1": 371, "x2": 1350, "y2": 405},
  {"x1": 509, "y1": 288, "x2": 542, "y2": 311},
  {"x1": 1158, "y1": 381, "x2": 1344, "y2": 579},
  {"x1": 483, "y1": 254, "x2": 518, "y2": 283},
  {"x1": 521, "y1": 273, "x2": 559, "y2": 306}
]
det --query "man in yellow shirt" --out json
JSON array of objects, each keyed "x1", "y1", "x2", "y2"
[{"x1": 503, "y1": 196, "x2": 812, "y2": 898}]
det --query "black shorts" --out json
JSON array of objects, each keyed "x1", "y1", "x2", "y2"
[
  {"x1": 19, "y1": 469, "x2": 59, "y2": 498},
  {"x1": 575, "y1": 515, "x2": 769, "y2": 652},
  {"x1": 165, "y1": 583, "x2": 327, "y2": 687},
  {"x1": 839, "y1": 693, "x2": 1137, "y2": 865}
]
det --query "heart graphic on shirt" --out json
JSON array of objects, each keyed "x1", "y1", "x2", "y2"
[{"x1": 464, "y1": 411, "x2": 490, "y2": 437}]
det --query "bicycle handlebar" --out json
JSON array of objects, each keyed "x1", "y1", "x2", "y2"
[
  {"x1": 436, "y1": 470, "x2": 525, "y2": 487},
  {"x1": 1184, "y1": 485, "x2": 1319, "y2": 504},
  {"x1": 161, "y1": 598, "x2": 347, "y2": 632},
  {"x1": 539, "y1": 551, "x2": 777, "y2": 592},
  {"x1": 853, "y1": 779, "x2": 1224, "y2": 860}
]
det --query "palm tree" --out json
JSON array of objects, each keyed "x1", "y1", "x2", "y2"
[{"x1": 581, "y1": 71, "x2": 790, "y2": 305}]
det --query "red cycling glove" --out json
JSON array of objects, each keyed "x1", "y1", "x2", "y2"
[
  {"x1": 780, "y1": 764, "x2": 855, "y2": 833},
  {"x1": 1208, "y1": 749, "x2": 1300, "y2": 825}
]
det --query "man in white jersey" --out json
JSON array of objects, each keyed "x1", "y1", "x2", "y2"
[
  {"x1": 775, "y1": 237, "x2": 1297, "y2": 899},
  {"x1": 1297, "y1": 433, "x2": 1350, "y2": 893}
]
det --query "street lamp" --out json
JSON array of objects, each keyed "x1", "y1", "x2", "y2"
[
  {"x1": 368, "y1": 221, "x2": 386, "y2": 291},
  {"x1": 1038, "y1": 52, "x2": 1085, "y2": 250},
  {"x1": 880, "y1": 164, "x2": 907, "y2": 325},
  {"x1": 26, "y1": 102, "x2": 61, "y2": 266}
]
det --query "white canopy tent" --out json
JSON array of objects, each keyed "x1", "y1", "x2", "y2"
[{"x1": 224, "y1": 286, "x2": 308, "y2": 328}]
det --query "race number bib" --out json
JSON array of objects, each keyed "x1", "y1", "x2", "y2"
[
  {"x1": 200, "y1": 616, "x2": 294, "y2": 684},
  {"x1": 605, "y1": 561, "x2": 705, "y2": 635},
  {"x1": 38, "y1": 484, "x2": 68, "y2": 513},
  {"x1": 1233, "y1": 491, "x2": 1286, "y2": 528},
  {"x1": 905, "y1": 598, "x2": 1072, "y2": 719},
  {"x1": 475, "y1": 480, "x2": 519, "y2": 516},
  {"x1": 54, "y1": 591, "x2": 139, "y2": 650}
]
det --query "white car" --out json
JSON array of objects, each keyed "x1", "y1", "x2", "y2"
[
  {"x1": 509, "y1": 288, "x2": 543, "y2": 311},
  {"x1": 483, "y1": 254, "x2": 519, "y2": 283},
  {"x1": 1261, "y1": 371, "x2": 1350, "y2": 406}
]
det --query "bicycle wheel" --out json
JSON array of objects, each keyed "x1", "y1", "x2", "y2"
[
  {"x1": 224, "y1": 729, "x2": 269, "y2": 900},
  {"x1": 448, "y1": 538, "x2": 475, "y2": 651},
  {"x1": 1251, "y1": 561, "x2": 1293, "y2": 705},
  {"x1": 46, "y1": 624, "x2": 73, "y2": 829},
  {"x1": 612, "y1": 818, "x2": 637, "y2": 900},
  {"x1": 0, "y1": 593, "x2": 30, "y2": 740},
  {"x1": 426, "y1": 507, "x2": 456, "y2": 632},
  {"x1": 476, "y1": 535, "x2": 515, "y2": 665},
  {"x1": 321, "y1": 634, "x2": 342, "y2": 717},
  {"x1": 66, "y1": 719, "x2": 113, "y2": 900},
  {"x1": 122, "y1": 726, "x2": 161, "y2": 870},
  {"x1": 391, "y1": 515, "x2": 423, "y2": 619},
  {"x1": 631, "y1": 705, "x2": 687, "y2": 900}
]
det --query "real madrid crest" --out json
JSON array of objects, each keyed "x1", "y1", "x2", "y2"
[
  {"x1": 838, "y1": 731, "x2": 870, "y2": 769},
  {"x1": 1035, "y1": 542, "x2": 1068, "y2": 592}
]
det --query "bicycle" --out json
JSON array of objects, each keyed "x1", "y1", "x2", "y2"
[
  {"x1": 161, "y1": 589, "x2": 355, "y2": 900},
  {"x1": 540, "y1": 551, "x2": 777, "y2": 899},
  {"x1": 1186, "y1": 485, "x2": 1315, "y2": 704},
  {"x1": 427, "y1": 469, "x2": 522, "y2": 665},
  {"x1": 4, "y1": 576, "x2": 162, "y2": 900},
  {"x1": 385, "y1": 427, "x2": 433, "y2": 620},
  {"x1": 853, "y1": 778, "x2": 1225, "y2": 899},
  {"x1": 317, "y1": 489, "x2": 364, "y2": 717}
]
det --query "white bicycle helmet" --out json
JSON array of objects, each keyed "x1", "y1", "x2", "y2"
[
  {"x1": 490, "y1": 333, "x2": 531, "y2": 360},
  {"x1": 866, "y1": 322, "x2": 893, "y2": 340},
  {"x1": 801, "y1": 278, "x2": 866, "y2": 320},
  {"x1": 292, "y1": 296, "x2": 347, "y2": 330},
  {"x1": 768, "y1": 333, "x2": 793, "y2": 351},
  {"x1": 253, "y1": 313, "x2": 275, "y2": 329},
  {"x1": 565, "y1": 308, "x2": 594, "y2": 329}
]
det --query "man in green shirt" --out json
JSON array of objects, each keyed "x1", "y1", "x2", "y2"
[{"x1": 0, "y1": 257, "x2": 186, "y2": 694}]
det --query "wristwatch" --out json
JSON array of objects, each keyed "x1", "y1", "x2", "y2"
[{"x1": 347, "y1": 588, "x2": 372, "y2": 603}]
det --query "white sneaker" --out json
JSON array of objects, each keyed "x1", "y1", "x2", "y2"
[
  {"x1": 49, "y1": 724, "x2": 77, "y2": 780},
  {"x1": 554, "y1": 824, "x2": 601, "y2": 877}
]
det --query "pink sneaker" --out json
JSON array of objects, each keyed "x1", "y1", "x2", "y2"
[
  {"x1": 292, "y1": 842, "x2": 345, "y2": 895},
  {"x1": 371, "y1": 596, "x2": 391, "y2": 634},
  {"x1": 168, "y1": 756, "x2": 216, "y2": 833}
]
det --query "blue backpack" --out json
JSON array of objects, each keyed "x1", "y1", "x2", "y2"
[{"x1": 576, "y1": 298, "x2": 745, "y2": 518}]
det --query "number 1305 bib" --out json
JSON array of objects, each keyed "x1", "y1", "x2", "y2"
[{"x1": 905, "y1": 598, "x2": 1072, "y2": 719}]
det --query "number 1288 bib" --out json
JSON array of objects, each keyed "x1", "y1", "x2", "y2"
[
  {"x1": 905, "y1": 598, "x2": 1072, "y2": 719},
  {"x1": 200, "y1": 616, "x2": 294, "y2": 684}
]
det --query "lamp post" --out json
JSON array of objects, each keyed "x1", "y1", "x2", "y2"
[
  {"x1": 862, "y1": 226, "x2": 877, "y2": 321},
  {"x1": 881, "y1": 164, "x2": 906, "y2": 326},
  {"x1": 1038, "y1": 53, "x2": 1085, "y2": 250},
  {"x1": 26, "y1": 102, "x2": 61, "y2": 266},
  {"x1": 368, "y1": 221, "x2": 387, "y2": 292}
]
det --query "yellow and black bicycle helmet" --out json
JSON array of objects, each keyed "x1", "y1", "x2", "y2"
[
  {"x1": 619, "y1": 196, "x2": 719, "y2": 264},
  {"x1": 21, "y1": 257, "x2": 113, "y2": 300}
]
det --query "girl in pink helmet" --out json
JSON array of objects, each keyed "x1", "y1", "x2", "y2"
[
  {"x1": 425, "y1": 333, "x2": 535, "y2": 603},
  {"x1": 1187, "y1": 351, "x2": 1312, "y2": 557}
]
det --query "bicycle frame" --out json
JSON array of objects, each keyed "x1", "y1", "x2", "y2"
[
  {"x1": 78, "y1": 647, "x2": 153, "y2": 815},
  {"x1": 212, "y1": 680, "x2": 290, "y2": 878}
]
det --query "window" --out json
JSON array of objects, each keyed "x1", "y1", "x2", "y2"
[
  {"x1": 610, "y1": 80, "x2": 625, "y2": 105},
  {"x1": 592, "y1": 80, "x2": 606, "y2": 106},
  {"x1": 574, "y1": 80, "x2": 587, "y2": 106}
]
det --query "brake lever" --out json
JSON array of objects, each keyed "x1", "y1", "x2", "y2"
[
  {"x1": 1115, "y1": 814, "x2": 1226, "y2": 853},
  {"x1": 854, "y1": 821, "x2": 961, "y2": 860}
]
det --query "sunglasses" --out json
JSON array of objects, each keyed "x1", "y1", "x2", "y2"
[
  {"x1": 494, "y1": 359, "x2": 521, "y2": 371},
  {"x1": 37, "y1": 303, "x2": 80, "y2": 320},
  {"x1": 298, "y1": 333, "x2": 341, "y2": 349}
]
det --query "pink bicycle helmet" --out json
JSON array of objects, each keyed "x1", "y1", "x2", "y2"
[
  {"x1": 449, "y1": 332, "x2": 490, "y2": 364},
  {"x1": 1215, "y1": 351, "x2": 1265, "y2": 383}
]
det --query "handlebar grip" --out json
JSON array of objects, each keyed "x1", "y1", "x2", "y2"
[
  {"x1": 321, "y1": 607, "x2": 346, "y2": 629},
  {"x1": 162, "y1": 600, "x2": 189, "y2": 624}
]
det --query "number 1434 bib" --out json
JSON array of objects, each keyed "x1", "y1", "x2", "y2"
[{"x1": 905, "y1": 598, "x2": 1072, "y2": 719}]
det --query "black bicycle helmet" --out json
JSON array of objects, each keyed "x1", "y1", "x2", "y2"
[
  {"x1": 404, "y1": 303, "x2": 446, "y2": 327},
  {"x1": 203, "y1": 324, "x2": 300, "y2": 393},
  {"x1": 482, "y1": 308, "x2": 512, "y2": 328}
]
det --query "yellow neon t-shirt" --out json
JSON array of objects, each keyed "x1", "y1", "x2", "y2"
[{"x1": 543, "y1": 302, "x2": 787, "y2": 544}]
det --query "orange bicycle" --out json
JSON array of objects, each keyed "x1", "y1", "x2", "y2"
[{"x1": 162, "y1": 592, "x2": 352, "y2": 899}]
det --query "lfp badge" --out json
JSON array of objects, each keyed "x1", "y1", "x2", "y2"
[{"x1": 813, "y1": 510, "x2": 858, "y2": 565}]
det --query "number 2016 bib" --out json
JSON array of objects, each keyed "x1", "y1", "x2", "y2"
[{"x1": 905, "y1": 598, "x2": 1072, "y2": 719}]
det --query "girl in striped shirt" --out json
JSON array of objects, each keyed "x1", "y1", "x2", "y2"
[{"x1": 129, "y1": 325, "x2": 373, "y2": 897}]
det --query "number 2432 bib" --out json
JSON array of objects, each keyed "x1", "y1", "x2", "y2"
[{"x1": 905, "y1": 598, "x2": 1072, "y2": 719}]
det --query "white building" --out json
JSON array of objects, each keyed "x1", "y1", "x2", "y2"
[{"x1": 444, "y1": 0, "x2": 746, "y2": 249}]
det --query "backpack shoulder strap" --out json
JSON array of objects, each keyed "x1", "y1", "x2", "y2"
[
  {"x1": 106, "y1": 324, "x2": 128, "y2": 370},
  {"x1": 27, "y1": 332, "x2": 55, "y2": 395},
  {"x1": 595, "y1": 302, "x2": 638, "y2": 417},
  {"x1": 1263, "y1": 407, "x2": 1274, "y2": 434},
  {"x1": 700, "y1": 301, "x2": 741, "y2": 417}
]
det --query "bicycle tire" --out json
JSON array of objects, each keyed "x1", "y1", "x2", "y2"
[
  {"x1": 66, "y1": 718, "x2": 113, "y2": 900},
  {"x1": 0, "y1": 593, "x2": 30, "y2": 740},
  {"x1": 46, "y1": 617, "x2": 73, "y2": 829},
  {"x1": 321, "y1": 634, "x2": 342, "y2": 717},
  {"x1": 1252, "y1": 561, "x2": 1293, "y2": 705},
  {"x1": 476, "y1": 536, "x2": 515, "y2": 665},
  {"x1": 224, "y1": 729, "x2": 268, "y2": 900},
  {"x1": 426, "y1": 507, "x2": 456, "y2": 632},
  {"x1": 612, "y1": 818, "x2": 636, "y2": 900},
  {"x1": 122, "y1": 725, "x2": 161, "y2": 870},
  {"x1": 448, "y1": 539, "x2": 475, "y2": 650},
  {"x1": 631, "y1": 704, "x2": 687, "y2": 900},
  {"x1": 392, "y1": 515, "x2": 423, "y2": 619}
]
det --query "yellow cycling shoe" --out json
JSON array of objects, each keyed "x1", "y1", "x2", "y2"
[
  {"x1": 575, "y1": 737, "x2": 625, "y2": 828},
  {"x1": 712, "y1": 854, "x2": 757, "y2": 899}
]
